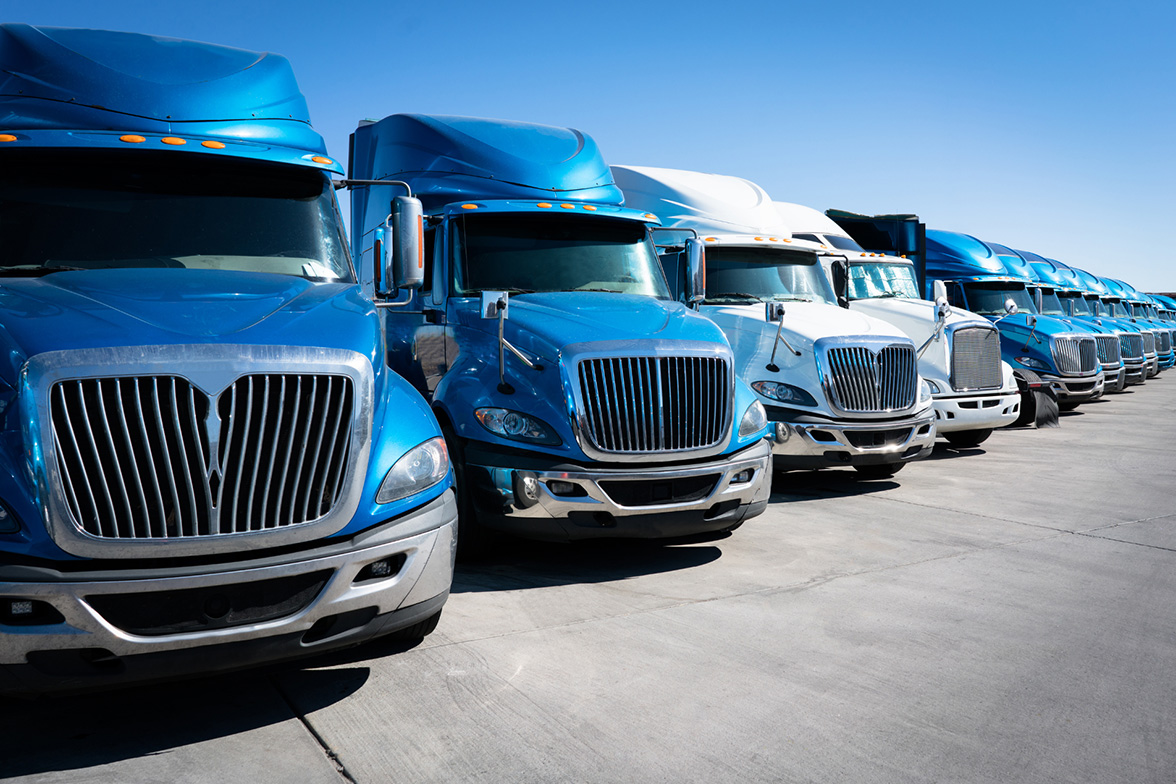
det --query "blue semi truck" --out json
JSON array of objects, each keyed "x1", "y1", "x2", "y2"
[
  {"x1": 922, "y1": 230, "x2": 1104, "y2": 413},
  {"x1": 347, "y1": 115, "x2": 772, "y2": 550},
  {"x1": 989, "y1": 245, "x2": 1130, "y2": 393},
  {"x1": 0, "y1": 26, "x2": 458, "y2": 692},
  {"x1": 1111, "y1": 279, "x2": 1174, "y2": 370},
  {"x1": 1068, "y1": 268, "x2": 1160, "y2": 378}
]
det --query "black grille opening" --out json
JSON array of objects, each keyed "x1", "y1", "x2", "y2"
[
  {"x1": 599, "y1": 474, "x2": 720, "y2": 507},
  {"x1": 845, "y1": 428, "x2": 911, "y2": 448},
  {"x1": 86, "y1": 570, "x2": 331, "y2": 636}
]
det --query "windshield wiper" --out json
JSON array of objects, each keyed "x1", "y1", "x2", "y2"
[
  {"x1": 769, "y1": 295, "x2": 814, "y2": 303},
  {"x1": 568, "y1": 288, "x2": 623, "y2": 293},
  {"x1": 0, "y1": 266, "x2": 87, "y2": 277},
  {"x1": 470, "y1": 287, "x2": 535, "y2": 294},
  {"x1": 706, "y1": 292, "x2": 763, "y2": 302}
]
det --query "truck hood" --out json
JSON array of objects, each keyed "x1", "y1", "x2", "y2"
[
  {"x1": 707, "y1": 300, "x2": 908, "y2": 350},
  {"x1": 0, "y1": 269, "x2": 375, "y2": 387},
  {"x1": 849, "y1": 296, "x2": 989, "y2": 340},
  {"x1": 457, "y1": 292, "x2": 727, "y2": 361}
]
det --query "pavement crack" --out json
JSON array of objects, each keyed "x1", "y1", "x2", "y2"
[{"x1": 273, "y1": 676, "x2": 358, "y2": 784}]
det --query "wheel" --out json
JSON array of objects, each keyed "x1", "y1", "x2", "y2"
[
  {"x1": 386, "y1": 610, "x2": 442, "y2": 642},
  {"x1": 439, "y1": 422, "x2": 494, "y2": 559},
  {"x1": 1057, "y1": 401, "x2": 1081, "y2": 412},
  {"x1": 853, "y1": 462, "x2": 905, "y2": 479},
  {"x1": 944, "y1": 428, "x2": 993, "y2": 448}
]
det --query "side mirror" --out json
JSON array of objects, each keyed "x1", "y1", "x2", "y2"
[
  {"x1": 1004, "y1": 298, "x2": 1018, "y2": 315},
  {"x1": 481, "y1": 291, "x2": 508, "y2": 319},
  {"x1": 388, "y1": 195, "x2": 424, "y2": 290},
  {"x1": 766, "y1": 302, "x2": 785, "y2": 322},
  {"x1": 1032, "y1": 288, "x2": 1043, "y2": 313},
  {"x1": 830, "y1": 259, "x2": 849, "y2": 309},
  {"x1": 932, "y1": 280, "x2": 947, "y2": 303},
  {"x1": 1027, "y1": 313, "x2": 1038, "y2": 329},
  {"x1": 685, "y1": 237, "x2": 706, "y2": 306}
]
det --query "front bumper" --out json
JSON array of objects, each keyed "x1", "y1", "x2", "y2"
[
  {"x1": 0, "y1": 492, "x2": 458, "y2": 694},
  {"x1": 1040, "y1": 370, "x2": 1104, "y2": 403},
  {"x1": 1124, "y1": 358, "x2": 1148, "y2": 385},
  {"x1": 769, "y1": 408, "x2": 936, "y2": 470},
  {"x1": 466, "y1": 439, "x2": 772, "y2": 541},
  {"x1": 932, "y1": 389, "x2": 1021, "y2": 434}
]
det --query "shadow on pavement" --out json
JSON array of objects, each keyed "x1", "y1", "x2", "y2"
[
  {"x1": 770, "y1": 469, "x2": 900, "y2": 500},
  {"x1": 0, "y1": 666, "x2": 368, "y2": 778},
  {"x1": 452, "y1": 536, "x2": 726, "y2": 594}
]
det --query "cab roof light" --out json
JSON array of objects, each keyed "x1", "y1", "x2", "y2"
[
  {"x1": 0, "y1": 134, "x2": 17, "y2": 143},
  {"x1": 311, "y1": 156, "x2": 333, "y2": 165},
  {"x1": 161, "y1": 137, "x2": 186, "y2": 146},
  {"x1": 120, "y1": 134, "x2": 146, "y2": 143}
]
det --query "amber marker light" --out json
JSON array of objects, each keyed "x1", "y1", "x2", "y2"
[
  {"x1": 583, "y1": 205, "x2": 598, "y2": 211},
  {"x1": 0, "y1": 134, "x2": 17, "y2": 142},
  {"x1": 120, "y1": 134, "x2": 146, "y2": 143},
  {"x1": 161, "y1": 137, "x2": 186, "y2": 145},
  {"x1": 201, "y1": 141, "x2": 226, "y2": 149},
  {"x1": 559, "y1": 203, "x2": 575, "y2": 209},
  {"x1": 644, "y1": 213, "x2": 657, "y2": 220},
  {"x1": 461, "y1": 204, "x2": 478, "y2": 209},
  {"x1": 312, "y1": 156, "x2": 333, "y2": 165},
  {"x1": 537, "y1": 202, "x2": 553, "y2": 208},
  {"x1": 705, "y1": 237, "x2": 718, "y2": 242}
]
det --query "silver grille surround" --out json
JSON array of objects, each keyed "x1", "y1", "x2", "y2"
[
  {"x1": 1051, "y1": 336, "x2": 1098, "y2": 375},
  {"x1": 948, "y1": 325, "x2": 1003, "y2": 391},
  {"x1": 29, "y1": 345, "x2": 373, "y2": 559},
  {"x1": 1094, "y1": 335, "x2": 1122, "y2": 367},
  {"x1": 1158, "y1": 331, "x2": 1172, "y2": 354},
  {"x1": 1142, "y1": 331, "x2": 1156, "y2": 354},
  {"x1": 566, "y1": 342, "x2": 734, "y2": 462},
  {"x1": 816, "y1": 337, "x2": 919, "y2": 415}
]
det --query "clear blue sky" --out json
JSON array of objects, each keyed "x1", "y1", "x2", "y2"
[{"x1": 18, "y1": 0, "x2": 1176, "y2": 291}]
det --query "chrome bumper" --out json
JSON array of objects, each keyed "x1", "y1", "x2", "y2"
[
  {"x1": 467, "y1": 439, "x2": 772, "y2": 540},
  {"x1": 1041, "y1": 370, "x2": 1104, "y2": 403},
  {"x1": 932, "y1": 390, "x2": 1021, "y2": 434},
  {"x1": 769, "y1": 409, "x2": 936, "y2": 469},
  {"x1": 0, "y1": 492, "x2": 457, "y2": 688},
  {"x1": 1124, "y1": 359, "x2": 1148, "y2": 385}
]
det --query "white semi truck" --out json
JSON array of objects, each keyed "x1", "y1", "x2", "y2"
[
  {"x1": 774, "y1": 202, "x2": 1020, "y2": 447},
  {"x1": 614, "y1": 166, "x2": 935, "y2": 478}
]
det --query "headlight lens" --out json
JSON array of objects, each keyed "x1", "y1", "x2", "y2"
[
  {"x1": 751, "y1": 380, "x2": 818, "y2": 407},
  {"x1": 376, "y1": 437, "x2": 450, "y2": 504},
  {"x1": 918, "y1": 378, "x2": 933, "y2": 404},
  {"x1": 475, "y1": 407, "x2": 561, "y2": 445},
  {"x1": 925, "y1": 379, "x2": 941, "y2": 394},
  {"x1": 1016, "y1": 356, "x2": 1051, "y2": 371},
  {"x1": 739, "y1": 400, "x2": 768, "y2": 437}
]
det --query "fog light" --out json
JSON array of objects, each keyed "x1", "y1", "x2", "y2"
[
  {"x1": 10, "y1": 600, "x2": 32, "y2": 616},
  {"x1": 731, "y1": 468, "x2": 754, "y2": 485},
  {"x1": 1, "y1": 598, "x2": 65, "y2": 626},
  {"x1": 548, "y1": 480, "x2": 576, "y2": 496},
  {"x1": 354, "y1": 556, "x2": 406, "y2": 583}
]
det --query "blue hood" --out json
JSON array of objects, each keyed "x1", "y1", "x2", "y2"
[{"x1": 0, "y1": 269, "x2": 377, "y2": 386}]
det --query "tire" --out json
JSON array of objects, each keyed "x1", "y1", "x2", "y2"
[
  {"x1": 439, "y1": 422, "x2": 493, "y2": 559},
  {"x1": 386, "y1": 610, "x2": 442, "y2": 642},
  {"x1": 854, "y1": 462, "x2": 905, "y2": 479},
  {"x1": 944, "y1": 428, "x2": 993, "y2": 448}
]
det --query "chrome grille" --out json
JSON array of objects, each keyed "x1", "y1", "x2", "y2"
[
  {"x1": 1158, "y1": 331, "x2": 1172, "y2": 354},
  {"x1": 50, "y1": 373, "x2": 354, "y2": 541},
  {"x1": 577, "y1": 356, "x2": 730, "y2": 454},
  {"x1": 1052, "y1": 337, "x2": 1098, "y2": 374},
  {"x1": 824, "y1": 344, "x2": 917, "y2": 412},
  {"x1": 1120, "y1": 333, "x2": 1143, "y2": 359},
  {"x1": 1142, "y1": 332, "x2": 1156, "y2": 354},
  {"x1": 950, "y1": 327, "x2": 1002, "y2": 391},
  {"x1": 1094, "y1": 335, "x2": 1122, "y2": 366}
]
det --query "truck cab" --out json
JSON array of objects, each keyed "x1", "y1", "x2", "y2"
[
  {"x1": 0, "y1": 26, "x2": 457, "y2": 692},
  {"x1": 1067, "y1": 268, "x2": 1159, "y2": 380},
  {"x1": 993, "y1": 247, "x2": 1130, "y2": 393},
  {"x1": 348, "y1": 115, "x2": 771, "y2": 550},
  {"x1": 613, "y1": 166, "x2": 936, "y2": 479},
  {"x1": 1111, "y1": 279, "x2": 1174, "y2": 370},
  {"x1": 923, "y1": 230, "x2": 1105, "y2": 410},
  {"x1": 776, "y1": 202, "x2": 1019, "y2": 448}
]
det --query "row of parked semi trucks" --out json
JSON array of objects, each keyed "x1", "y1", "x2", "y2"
[{"x1": 0, "y1": 26, "x2": 1169, "y2": 693}]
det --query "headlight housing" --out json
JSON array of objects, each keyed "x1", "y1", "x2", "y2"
[
  {"x1": 475, "y1": 408, "x2": 561, "y2": 446},
  {"x1": 918, "y1": 378, "x2": 933, "y2": 405},
  {"x1": 376, "y1": 437, "x2": 450, "y2": 504},
  {"x1": 925, "y1": 379, "x2": 941, "y2": 394},
  {"x1": 739, "y1": 400, "x2": 768, "y2": 437},
  {"x1": 751, "y1": 380, "x2": 817, "y2": 407},
  {"x1": 1016, "y1": 356, "x2": 1051, "y2": 371}
]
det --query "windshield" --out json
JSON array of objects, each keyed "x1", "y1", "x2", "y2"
[
  {"x1": 824, "y1": 234, "x2": 864, "y2": 252},
  {"x1": 1059, "y1": 292, "x2": 1092, "y2": 316},
  {"x1": 0, "y1": 150, "x2": 351, "y2": 281},
  {"x1": 452, "y1": 213, "x2": 668, "y2": 297},
  {"x1": 1037, "y1": 289, "x2": 1066, "y2": 316},
  {"x1": 1108, "y1": 299, "x2": 1131, "y2": 318},
  {"x1": 963, "y1": 283, "x2": 1035, "y2": 316},
  {"x1": 702, "y1": 247, "x2": 835, "y2": 305},
  {"x1": 1086, "y1": 295, "x2": 1107, "y2": 316},
  {"x1": 847, "y1": 262, "x2": 920, "y2": 299}
]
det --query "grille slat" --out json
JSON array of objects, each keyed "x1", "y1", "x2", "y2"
[
  {"x1": 50, "y1": 372, "x2": 353, "y2": 542},
  {"x1": 951, "y1": 327, "x2": 1003, "y2": 391},
  {"x1": 1121, "y1": 333, "x2": 1143, "y2": 359},
  {"x1": 1159, "y1": 331, "x2": 1172, "y2": 353},
  {"x1": 1052, "y1": 337, "x2": 1099, "y2": 374},
  {"x1": 825, "y1": 345, "x2": 917, "y2": 412},
  {"x1": 1094, "y1": 335, "x2": 1122, "y2": 365},
  {"x1": 577, "y1": 356, "x2": 730, "y2": 455},
  {"x1": 1142, "y1": 332, "x2": 1155, "y2": 354}
]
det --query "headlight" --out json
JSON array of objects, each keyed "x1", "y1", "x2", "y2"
[
  {"x1": 376, "y1": 437, "x2": 450, "y2": 504},
  {"x1": 925, "y1": 379, "x2": 941, "y2": 394},
  {"x1": 1016, "y1": 356, "x2": 1051, "y2": 371},
  {"x1": 475, "y1": 407, "x2": 561, "y2": 446},
  {"x1": 918, "y1": 378, "x2": 933, "y2": 404},
  {"x1": 751, "y1": 380, "x2": 817, "y2": 407},
  {"x1": 739, "y1": 400, "x2": 768, "y2": 437}
]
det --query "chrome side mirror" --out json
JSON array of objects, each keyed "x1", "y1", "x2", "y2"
[
  {"x1": 1005, "y1": 298, "x2": 1018, "y2": 315},
  {"x1": 389, "y1": 195, "x2": 424, "y2": 290},
  {"x1": 685, "y1": 237, "x2": 706, "y2": 306},
  {"x1": 830, "y1": 259, "x2": 849, "y2": 308},
  {"x1": 766, "y1": 302, "x2": 785, "y2": 323}
]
